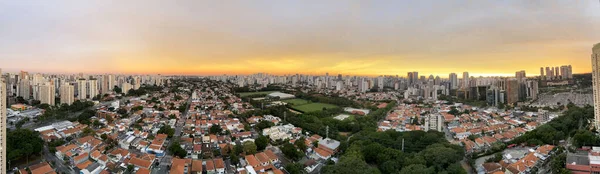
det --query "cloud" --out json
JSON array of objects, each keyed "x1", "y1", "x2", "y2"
[{"x1": 0, "y1": 0, "x2": 597, "y2": 76}]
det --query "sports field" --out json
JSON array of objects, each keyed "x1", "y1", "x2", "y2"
[
  {"x1": 282, "y1": 98, "x2": 311, "y2": 105},
  {"x1": 238, "y1": 91, "x2": 277, "y2": 97},
  {"x1": 291, "y1": 102, "x2": 338, "y2": 113}
]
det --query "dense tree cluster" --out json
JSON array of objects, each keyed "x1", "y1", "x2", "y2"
[
  {"x1": 511, "y1": 104, "x2": 594, "y2": 146},
  {"x1": 281, "y1": 142, "x2": 304, "y2": 161},
  {"x1": 323, "y1": 130, "x2": 466, "y2": 174},
  {"x1": 158, "y1": 125, "x2": 176, "y2": 138},
  {"x1": 77, "y1": 109, "x2": 97, "y2": 125},
  {"x1": 209, "y1": 125, "x2": 223, "y2": 135},
  {"x1": 243, "y1": 141, "x2": 257, "y2": 155},
  {"x1": 296, "y1": 92, "x2": 360, "y2": 107},
  {"x1": 7, "y1": 129, "x2": 44, "y2": 164},
  {"x1": 255, "y1": 135, "x2": 269, "y2": 151},
  {"x1": 126, "y1": 85, "x2": 163, "y2": 97},
  {"x1": 169, "y1": 141, "x2": 187, "y2": 158}
]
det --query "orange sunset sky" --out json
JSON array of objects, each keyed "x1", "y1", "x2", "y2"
[{"x1": 1, "y1": 1, "x2": 600, "y2": 77}]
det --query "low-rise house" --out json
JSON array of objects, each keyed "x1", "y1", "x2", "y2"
[
  {"x1": 255, "y1": 152, "x2": 270, "y2": 166},
  {"x1": 214, "y1": 158, "x2": 225, "y2": 174},
  {"x1": 206, "y1": 159, "x2": 216, "y2": 174}
]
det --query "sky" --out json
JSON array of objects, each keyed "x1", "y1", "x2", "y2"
[{"x1": 1, "y1": 1, "x2": 600, "y2": 77}]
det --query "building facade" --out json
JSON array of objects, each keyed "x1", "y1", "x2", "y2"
[{"x1": 592, "y1": 43, "x2": 600, "y2": 129}]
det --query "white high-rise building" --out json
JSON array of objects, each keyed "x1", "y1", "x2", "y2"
[
  {"x1": 60, "y1": 83, "x2": 75, "y2": 105},
  {"x1": 103, "y1": 74, "x2": 115, "y2": 93},
  {"x1": 77, "y1": 79, "x2": 87, "y2": 100},
  {"x1": 19, "y1": 79, "x2": 30, "y2": 100},
  {"x1": 88, "y1": 79, "x2": 98, "y2": 99},
  {"x1": 462, "y1": 72, "x2": 469, "y2": 88},
  {"x1": 592, "y1": 43, "x2": 600, "y2": 128},
  {"x1": 449, "y1": 73, "x2": 458, "y2": 89},
  {"x1": 39, "y1": 83, "x2": 55, "y2": 105},
  {"x1": 0, "y1": 69, "x2": 6, "y2": 174}
]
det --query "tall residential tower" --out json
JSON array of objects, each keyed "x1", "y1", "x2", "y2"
[{"x1": 592, "y1": 43, "x2": 600, "y2": 128}]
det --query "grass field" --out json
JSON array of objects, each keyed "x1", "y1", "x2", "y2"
[
  {"x1": 291, "y1": 103, "x2": 338, "y2": 113},
  {"x1": 238, "y1": 91, "x2": 277, "y2": 97},
  {"x1": 282, "y1": 98, "x2": 311, "y2": 105}
]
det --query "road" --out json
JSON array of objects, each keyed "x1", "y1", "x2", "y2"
[
  {"x1": 43, "y1": 146, "x2": 76, "y2": 174},
  {"x1": 155, "y1": 93, "x2": 194, "y2": 174}
]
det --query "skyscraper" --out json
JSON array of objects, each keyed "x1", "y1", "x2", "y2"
[
  {"x1": 449, "y1": 73, "x2": 458, "y2": 89},
  {"x1": 591, "y1": 43, "x2": 600, "y2": 128},
  {"x1": 540, "y1": 67, "x2": 545, "y2": 80},
  {"x1": 515, "y1": 70, "x2": 526, "y2": 81},
  {"x1": 18, "y1": 79, "x2": 30, "y2": 99},
  {"x1": 103, "y1": 74, "x2": 115, "y2": 93},
  {"x1": 88, "y1": 79, "x2": 98, "y2": 98},
  {"x1": 505, "y1": 79, "x2": 519, "y2": 104},
  {"x1": 60, "y1": 83, "x2": 74, "y2": 105},
  {"x1": 0, "y1": 69, "x2": 6, "y2": 174},
  {"x1": 77, "y1": 78, "x2": 87, "y2": 100},
  {"x1": 407, "y1": 72, "x2": 414, "y2": 85},
  {"x1": 39, "y1": 83, "x2": 55, "y2": 105},
  {"x1": 462, "y1": 72, "x2": 469, "y2": 88}
]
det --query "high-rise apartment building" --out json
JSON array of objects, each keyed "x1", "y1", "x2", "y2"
[
  {"x1": 77, "y1": 78, "x2": 87, "y2": 100},
  {"x1": 505, "y1": 79, "x2": 519, "y2": 104},
  {"x1": 88, "y1": 79, "x2": 98, "y2": 98},
  {"x1": 591, "y1": 43, "x2": 600, "y2": 128},
  {"x1": 515, "y1": 70, "x2": 526, "y2": 81},
  {"x1": 39, "y1": 83, "x2": 55, "y2": 105},
  {"x1": 462, "y1": 72, "x2": 469, "y2": 88},
  {"x1": 60, "y1": 83, "x2": 74, "y2": 105},
  {"x1": 121, "y1": 82, "x2": 132, "y2": 95},
  {"x1": 102, "y1": 74, "x2": 114, "y2": 93},
  {"x1": 449, "y1": 73, "x2": 458, "y2": 89},
  {"x1": 0, "y1": 69, "x2": 6, "y2": 174},
  {"x1": 19, "y1": 79, "x2": 30, "y2": 100}
]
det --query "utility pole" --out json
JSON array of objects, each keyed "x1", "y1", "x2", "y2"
[
  {"x1": 326, "y1": 126, "x2": 329, "y2": 139},
  {"x1": 402, "y1": 138, "x2": 405, "y2": 152}
]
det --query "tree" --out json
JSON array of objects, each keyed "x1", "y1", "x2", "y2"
[
  {"x1": 294, "y1": 137, "x2": 308, "y2": 152},
  {"x1": 127, "y1": 164, "x2": 134, "y2": 173},
  {"x1": 243, "y1": 141, "x2": 257, "y2": 155},
  {"x1": 6, "y1": 129, "x2": 44, "y2": 164},
  {"x1": 256, "y1": 120, "x2": 275, "y2": 131},
  {"x1": 169, "y1": 114, "x2": 176, "y2": 119},
  {"x1": 281, "y1": 143, "x2": 304, "y2": 161},
  {"x1": 485, "y1": 153, "x2": 503, "y2": 163},
  {"x1": 113, "y1": 86, "x2": 122, "y2": 94},
  {"x1": 255, "y1": 135, "x2": 269, "y2": 151},
  {"x1": 230, "y1": 150, "x2": 240, "y2": 166},
  {"x1": 234, "y1": 143, "x2": 244, "y2": 155},
  {"x1": 209, "y1": 125, "x2": 223, "y2": 135},
  {"x1": 100, "y1": 134, "x2": 108, "y2": 140},
  {"x1": 323, "y1": 155, "x2": 381, "y2": 174},
  {"x1": 82, "y1": 127, "x2": 95, "y2": 136},
  {"x1": 448, "y1": 107, "x2": 460, "y2": 116},
  {"x1": 169, "y1": 141, "x2": 187, "y2": 158},
  {"x1": 285, "y1": 163, "x2": 304, "y2": 174},
  {"x1": 400, "y1": 164, "x2": 434, "y2": 174},
  {"x1": 117, "y1": 108, "x2": 128, "y2": 115},
  {"x1": 158, "y1": 125, "x2": 175, "y2": 138},
  {"x1": 93, "y1": 120, "x2": 102, "y2": 128}
]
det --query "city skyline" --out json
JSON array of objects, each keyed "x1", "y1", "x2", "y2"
[{"x1": 1, "y1": 1, "x2": 599, "y2": 76}]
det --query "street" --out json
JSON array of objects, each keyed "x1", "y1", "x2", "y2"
[
  {"x1": 155, "y1": 93, "x2": 194, "y2": 174},
  {"x1": 43, "y1": 146, "x2": 76, "y2": 174}
]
